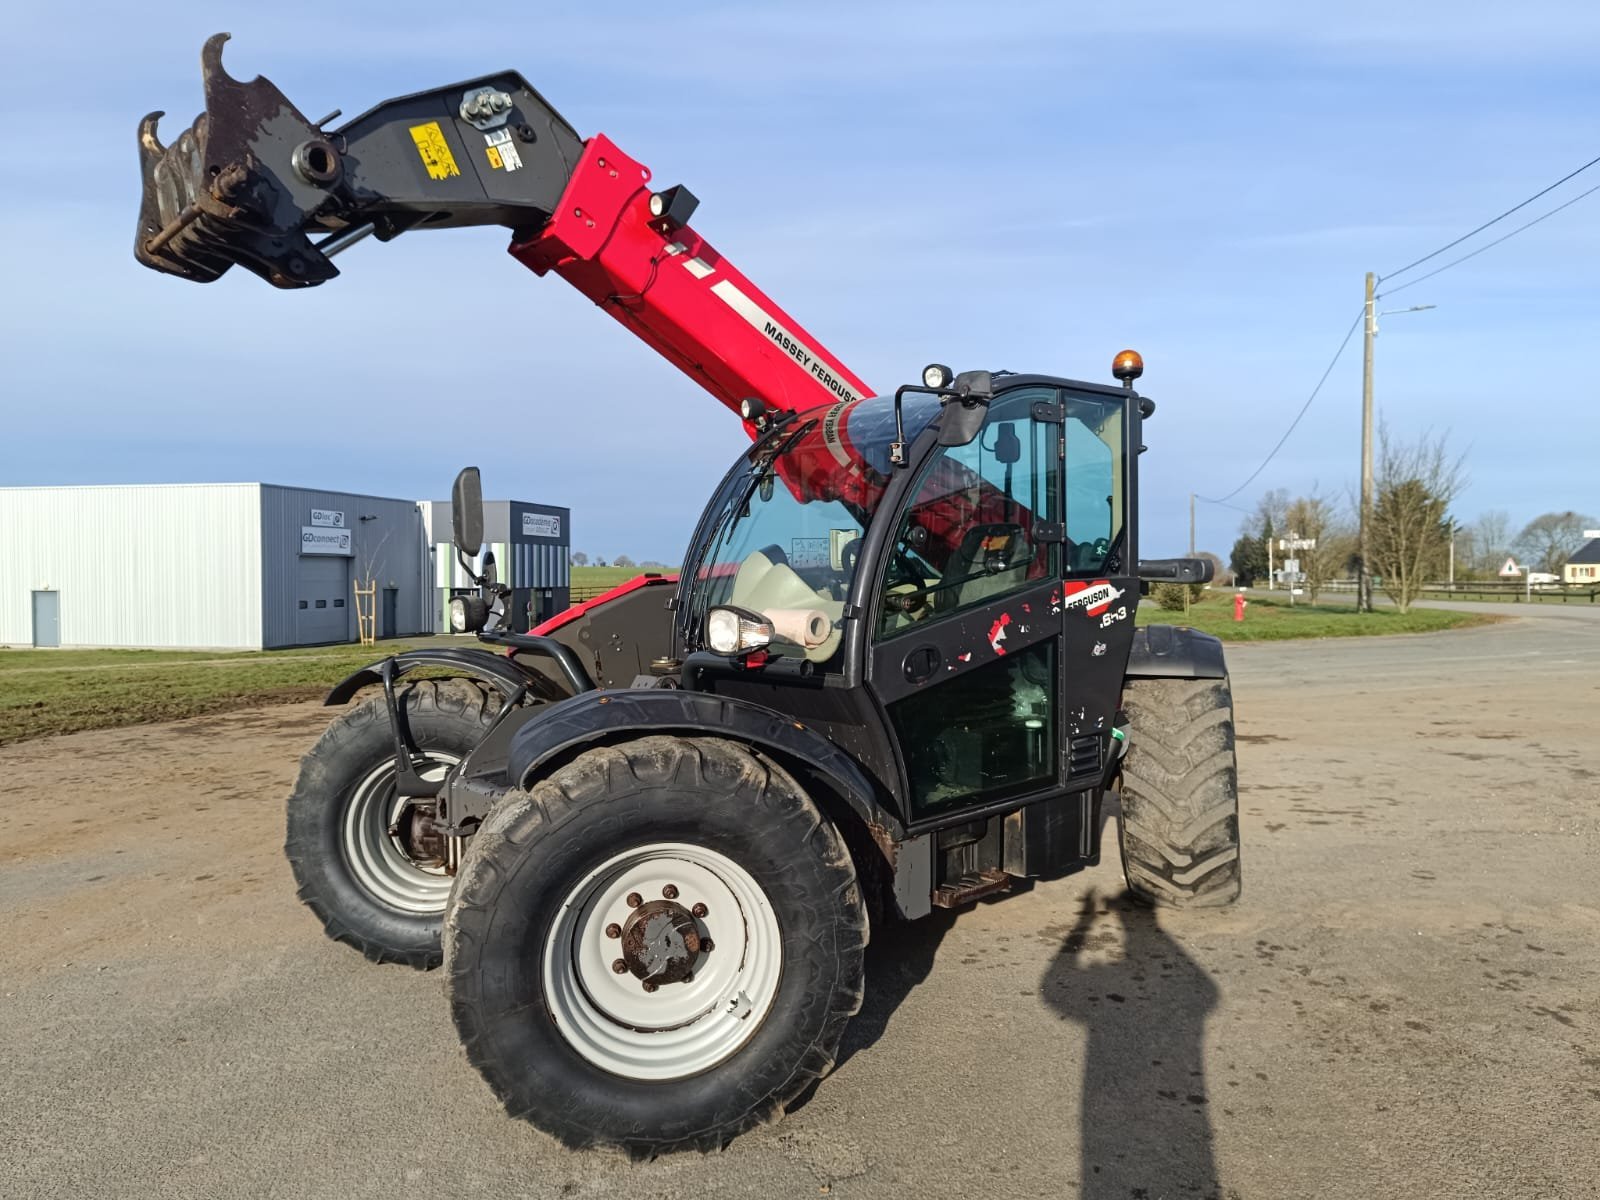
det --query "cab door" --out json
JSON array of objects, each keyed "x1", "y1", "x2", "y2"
[{"x1": 865, "y1": 385, "x2": 1071, "y2": 822}]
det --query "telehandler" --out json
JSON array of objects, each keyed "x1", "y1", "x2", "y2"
[{"x1": 137, "y1": 36, "x2": 1240, "y2": 1152}]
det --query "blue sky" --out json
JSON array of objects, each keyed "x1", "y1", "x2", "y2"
[{"x1": 3, "y1": 3, "x2": 1596, "y2": 561}]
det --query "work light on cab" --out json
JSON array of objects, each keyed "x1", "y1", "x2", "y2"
[
  {"x1": 922, "y1": 363, "x2": 954, "y2": 389},
  {"x1": 706, "y1": 606, "x2": 773, "y2": 656}
]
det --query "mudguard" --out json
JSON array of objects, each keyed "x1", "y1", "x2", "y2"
[
  {"x1": 323, "y1": 648, "x2": 572, "y2": 707},
  {"x1": 1124, "y1": 624, "x2": 1228, "y2": 681},
  {"x1": 504, "y1": 688, "x2": 906, "y2": 850}
]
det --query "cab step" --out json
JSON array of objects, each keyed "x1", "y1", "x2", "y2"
[{"x1": 931, "y1": 868, "x2": 1012, "y2": 909}]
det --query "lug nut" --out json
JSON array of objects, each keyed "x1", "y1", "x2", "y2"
[
  {"x1": 691, "y1": 902, "x2": 708, "y2": 918},
  {"x1": 662, "y1": 884, "x2": 679, "y2": 900},
  {"x1": 625, "y1": 892, "x2": 642, "y2": 908},
  {"x1": 604, "y1": 923, "x2": 621, "y2": 939},
  {"x1": 701, "y1": 938, "x2": 715, "y2": 953},
  {"x1": 683, "y1": 971, "x2": 694, "y2": 983},
  {"x1": 642, "y1": 980, "x2": 658, "y2": 993},
  {"x1": 611, "y1": 959, "x2": 628, "y2": 975}
]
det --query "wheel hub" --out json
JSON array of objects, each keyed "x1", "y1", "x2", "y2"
[
  {"x1": 393, "y1": 803, "x2": 446, "y2": 868},
  {"x1": 548, "y1": 843, "x2": 784, "y2": 1079},
  {"x1": 620, "y1": 899, "x2": 702, "y2": 985}
]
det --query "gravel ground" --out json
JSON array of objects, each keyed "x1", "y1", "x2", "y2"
[{"x1": 2, "y1": 610, "x2": 1596, "y2": 1199}]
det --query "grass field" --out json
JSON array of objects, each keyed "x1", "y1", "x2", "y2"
[
  {"x1": 570, "y1": 565, "x2": 677, "y2": 597},
  {"x1": 0, "y1": 643, "x2": 427, "y2": 745},
  {"x1": 1, "y1": 587, "x2": 1495, "y2": 745},
  {"x1": 1136, "y1": 589, "x2": 1498, "y2": 641}
]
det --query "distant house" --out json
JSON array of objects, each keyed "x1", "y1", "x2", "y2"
[{"x1": 1563, "y1": 530, "x2": 1600, "y2": 584}]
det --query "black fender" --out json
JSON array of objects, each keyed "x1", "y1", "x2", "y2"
[
  {"x1": 504, "y1": 688, "x2": 907, "y2": 852},
  {"x1": 1124, "y1": 624, "x2": 1228, "y2": 681},
  {"x1": 323, "y1": 648, "x2": 567, "y2": 707}
]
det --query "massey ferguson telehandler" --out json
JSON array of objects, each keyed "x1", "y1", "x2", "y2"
[{"x1": 136, "y1": 36, "x2": 1241, "y2": 1152}]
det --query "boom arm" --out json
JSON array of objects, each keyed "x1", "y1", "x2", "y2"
[{"x1": 136, "y1": 34, "x2": 872, "y2": 422}]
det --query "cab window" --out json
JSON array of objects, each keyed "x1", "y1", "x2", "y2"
[{"x1": 877, "y1": 387, "x2": 1062, "y2": 638}]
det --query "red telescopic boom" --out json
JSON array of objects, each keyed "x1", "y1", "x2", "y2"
[{"x1": 134, "y1": 35, "x2": 871, "y2": 425}]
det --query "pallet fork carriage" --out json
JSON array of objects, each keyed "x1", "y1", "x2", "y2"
[{"x1": 137, "y1": 36, "x2": 1242, "y2": 1153}]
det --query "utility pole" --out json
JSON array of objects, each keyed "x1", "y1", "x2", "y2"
[
  {"x1": 1357, "y1": 271, "x2": 1376, "y2": 614},
  {"x1": 1189, "y1": 492, "x2": 1196, "y2": 556}
]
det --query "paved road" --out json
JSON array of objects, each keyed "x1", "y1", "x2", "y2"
[
  {"x1": 3, "y1": 609, "x2": 1597, "y2": 1199},
  {"x1": 1291, "y1": 587, "x2": 1600, "y2": 623}
]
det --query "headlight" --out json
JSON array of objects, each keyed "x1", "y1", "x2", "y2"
[
  {"x1": 922, "y1": 363, "x2": 953, "y2": 389},
  {"x1": 449, "y1": 595, "x2": 489, "y2": 633},
  {"x1": 706, "y1": 606, "x2": 773, "y2": 656}
]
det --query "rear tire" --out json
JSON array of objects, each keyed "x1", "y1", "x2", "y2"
[
  {"x1": 1119, "y1": 676, "x2": 1242, "y2": 907},
  {"x1": 444, "y1": 735, "x2": 867, "y2": 1153},
  {"x1": 285, "y1": 678, "x2": 501, "y2": 969}
]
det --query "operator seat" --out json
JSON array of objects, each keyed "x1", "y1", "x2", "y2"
[
  {"x1": 729, "y1": 550, "x2": 845, "y2": 663},
  {"x1": 940, "y1": 525, "x2": 1032, "y2": 613}
]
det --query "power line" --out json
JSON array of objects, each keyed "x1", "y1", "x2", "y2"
[
  {"x1": 1380, "y1": 179, "x2": 1600, "y2": 298},
  {"x1": 1197, "y1": 496, "x2": 1253, "y2": 516},
  {"x1": 1197, "y1": 309, "x2": 1363, "y2": 505},
  {"x1": 1379, "y1": 151, "x2": 1600, "y2": 283}
]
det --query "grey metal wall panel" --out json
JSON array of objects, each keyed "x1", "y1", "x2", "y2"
[
  {"x1": 0, "y1": 484, "x2": 264, "y2": 649},
  {"x1": 259, "y1": 486, "x2": 428, "y2": 649}
]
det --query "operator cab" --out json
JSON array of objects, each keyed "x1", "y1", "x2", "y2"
[{"x1": 675, "y1": 361, "x2": 1142, "y2": 824}]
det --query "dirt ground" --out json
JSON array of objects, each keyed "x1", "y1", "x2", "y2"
[{"x1": 2, "y1": 611, "x2": 1597, "y2": 1199}]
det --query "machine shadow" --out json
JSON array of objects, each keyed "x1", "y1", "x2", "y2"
[
  {"x1": 788, "y1": 907, "x2": 956, "y2": 1113},
  {"x1": 1041, "y1": 887, "x2": 1223, "y2": 1199},
  {"x1": 835, "y1": 907, "x2": 957, "y2": 1070}
]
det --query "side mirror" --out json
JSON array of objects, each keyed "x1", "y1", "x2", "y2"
[
  {"x1": 1138, "y1": 557, "x2": 1214, "y2": 584},
  {"x1": 451, "y1": 467, "x2": 484, "y2": 553},
  {"x1": 936, "y1": 370, "x2": 996, "y2": 447},
  {"x1": 994, "y1": 422, "x2": 1022, "y2": 465}
]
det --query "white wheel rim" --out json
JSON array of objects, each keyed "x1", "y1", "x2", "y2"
[
  {"x1": 543, "y1": 842, "x2": 784, "y2": 1081},
  {"x1": 341, "y1": 756, "x2": 458, "y2": 915}
]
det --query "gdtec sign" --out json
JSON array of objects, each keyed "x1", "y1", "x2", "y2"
[
  {"x1": 302, "y1": 526, "x2": 354, "y2": 556},
  {"x1": 310, "y1": 509, "x2": 345, "y2": 528}
]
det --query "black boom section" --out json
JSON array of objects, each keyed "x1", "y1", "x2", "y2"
[
  {"x1": 136, "y1": 33, "x2": 586, "y2": 287},
  {"x1": 504, "y1": 689, "x2": 905, "y2": 844},
  {"x1": 1124, "y1": 625, "x2": 1228, "y2": 681}
]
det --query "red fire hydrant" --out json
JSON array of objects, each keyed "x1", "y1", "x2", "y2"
[{"x1": 1233, "y1": 592, "x2": 1248, "y2": 622}]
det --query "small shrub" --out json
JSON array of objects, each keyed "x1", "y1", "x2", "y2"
[{"x1": 1152, "y1": 582, "x2": 1189, "y2": 611}]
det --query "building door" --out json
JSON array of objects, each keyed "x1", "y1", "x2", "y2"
[
  {"x1": 31, "y1": 590, "x2": 60, "y2": 648},
  {"x1": 296, "y1": 557, "x2": 350, "y2": 645},
  {"x1": 381, "y1": 587, "x2": 399, "y2": 638}
]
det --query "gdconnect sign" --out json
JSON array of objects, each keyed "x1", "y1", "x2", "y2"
[{"x1": 301, "y1": 526, "x2": 354, "y2": 556}]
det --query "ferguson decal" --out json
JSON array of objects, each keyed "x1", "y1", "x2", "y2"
[{"x1": 1062, "y1": 580, "x2": 1124, "y2": 618}]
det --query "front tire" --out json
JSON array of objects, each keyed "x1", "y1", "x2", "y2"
[
  {"x1": 444, "y1": 735, "x2": 867, "y2": 1153},
  {"x1": 1119, "y1": 676, "x2": 1242, "y2": 907},
  {"x1": 285, "y1": 678, "x2": 501, "y2": 969}
]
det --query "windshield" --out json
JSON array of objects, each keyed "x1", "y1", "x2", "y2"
[{"x1": 680, "y1": 392, "x2": 943, "y2": 665}]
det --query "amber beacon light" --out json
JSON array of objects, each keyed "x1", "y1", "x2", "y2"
[{"x1": 1112, "y1": 349, "x2": 1144, "y2": 385}]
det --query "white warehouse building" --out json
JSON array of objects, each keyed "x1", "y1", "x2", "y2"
[{"x1": 1, "y1": 483, "x2": 434, "y2": 650}]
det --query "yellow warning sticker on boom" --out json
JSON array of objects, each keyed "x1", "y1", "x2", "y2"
[{"x1": 409, "y1": 121, "x2": 460, "y2": 181}]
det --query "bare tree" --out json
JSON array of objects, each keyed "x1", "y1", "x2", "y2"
[
  {"x1": 1367, "y1": 425, "x2": 1465, "y2": 614},
  {"x1": 1247, "y1": 488, "x2": 1291, "y2": 543},
  {"x1": 1465, "y1": 510, "x2": 1511, "y2": 577},
  {"x1": 1512, "y1": 511, "x2": 1598, "y2": 574},
  {"x1": 570, "y1": 550, "x2": 590, "y2": 567},
  {"x1": 1283, "y1": 491, "x2": 1354, "y2": 604}
]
